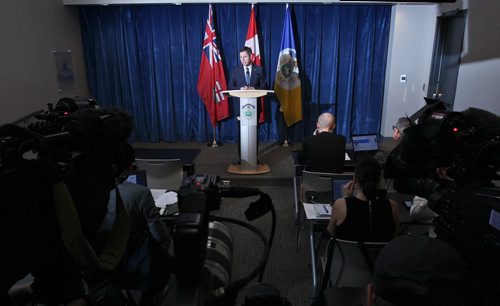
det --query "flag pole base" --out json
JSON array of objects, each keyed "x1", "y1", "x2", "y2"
[{"x1": 207, "y1": 140, "x2": 222, "y2": 147}]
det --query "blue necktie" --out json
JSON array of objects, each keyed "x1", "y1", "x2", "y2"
[{"x1": 245, "y1": 67, "x2": 250, "y2": 86}]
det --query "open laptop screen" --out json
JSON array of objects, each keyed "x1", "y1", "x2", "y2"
[
  {"x1": 126, "y1": 170, "x2": 148, "y2": 187},
  {"x1": 352, "y1": 134, "x2": 379, "y2": 152},
  {"x1": 331, "y1": 174, "x2": 354, "y2": 201}
]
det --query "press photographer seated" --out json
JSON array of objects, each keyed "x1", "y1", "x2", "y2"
[
  {"x1": 327, "y1": 157, "x2": 399, "y2": 241},
  {"x1": 99, "y1": 143, "x2": 172, "y2": 305}
]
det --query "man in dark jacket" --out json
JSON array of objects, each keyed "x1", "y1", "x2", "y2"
[
  {"x1": 228, "y1": 46, "x2": 268, "y2": 163},
  {"x1": 298, "y1": 112, "x2": 346, "y2": 173},
  {"x1": 101, "y1": 143, "x2": 172, "y2": 305}
]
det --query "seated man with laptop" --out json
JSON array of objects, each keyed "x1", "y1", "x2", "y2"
[
  {"x1": 347, "y1": 133, "x2": 380, "y2": 162},
  {"x1": 100, "y1": 143, "x2": 172, "y2": 305},
  {"x1": 297, "y1": 112, "x2": 346, "y2": 173}
]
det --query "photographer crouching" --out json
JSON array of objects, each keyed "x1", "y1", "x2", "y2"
[{"x1": 1, "y1": 104, "x2": 134, "y2": 305}]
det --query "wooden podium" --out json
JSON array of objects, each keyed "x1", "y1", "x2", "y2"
[{"x1": 222, "y1": 90, "x2": 274, "y2": 174}]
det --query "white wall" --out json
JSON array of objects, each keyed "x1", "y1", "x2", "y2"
[
  {"x1": 381, "y1": 5, "x2": 437, "y2": 137},
  {"x1": 381, "y1": 0, "x2": 500, "y2": 138},
  {"x1": 440, "y1": 0, "x2": 500, "y2": 115},
  {"x1": 454, "y1": 59, "x2": 500, "y2": 113},
  {"x1": 0, "y1": 0, "x2": 89, "y2": 125}
]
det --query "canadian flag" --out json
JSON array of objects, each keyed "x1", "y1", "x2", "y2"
[{"x1": 245, "y1": 4, "x2": 265, "y2": 124}]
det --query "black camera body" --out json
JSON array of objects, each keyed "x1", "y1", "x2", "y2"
[{"x1": 166, "y1": 174, "x2": 275, "y2": 306}]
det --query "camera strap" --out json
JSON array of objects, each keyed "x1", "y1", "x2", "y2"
[{"x1": 52, "y1": 181, "x2": 130, "y2": 271}]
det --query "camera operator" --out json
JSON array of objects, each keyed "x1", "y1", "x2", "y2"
[
  {"x1": 1, "y1": 107, "x2": 133, "y2": 305},
  {"x1": 384, "y1": 106, "x2": 500, "y2": 305},
  {"x1": 99, "y1": 143, "x2": 172, "y2": 305},
  {"x1": 392, "y1": 117, "x2": 411, "y2": 141}
]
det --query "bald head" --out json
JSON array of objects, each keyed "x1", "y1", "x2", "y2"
[{"x1": 317, "y1": 113, "x2": 335, "y2": 132}]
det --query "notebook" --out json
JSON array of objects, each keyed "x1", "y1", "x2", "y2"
[
  {"x1": 314, "y1": 204, "x2": 332, "y2": 217},
  {"x1": 351, "y1": 133, "x2": 379, "y2": 160}
]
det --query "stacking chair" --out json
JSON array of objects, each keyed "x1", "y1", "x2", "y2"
[
  {"x1": 320, "y1": 237, "x2": 387, "y2": 306},
  {"x1": 135, "y1": 158, "x2": 183, "y2": 191},
  {"x1": 300, "y1": 170, "x2": 336, "y2": 203}
]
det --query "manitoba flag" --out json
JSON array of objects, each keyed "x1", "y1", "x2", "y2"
[
  {"x1": 197, "y1": 4, "x2": 230, "y2": 128},
  {"x1": 245, "y1": 4, "x2": 265, "y2": 124}
]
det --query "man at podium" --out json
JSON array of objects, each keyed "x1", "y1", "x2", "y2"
[
  {"x1": 228, "y1": 46, "x2": 267, "y2": 91},
  {"x1": 228, "y1": 46, "x2": 268, "y2": 165}
]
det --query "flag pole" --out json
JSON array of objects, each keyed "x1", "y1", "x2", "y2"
[
  {"x1": 282, "y1": 125, "x2": 293, "y2": 147},
  {"x1": 207, "y1": 126, "x2": 221, "y2": 147}
]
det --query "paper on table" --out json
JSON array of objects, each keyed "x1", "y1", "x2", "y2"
[
  {"x1": 150, "y1": 189, "x2": 167, "y2": 200},
  {"x1": 151, "y1": 188, "x2": 177, "y2": 208},
  {"x1": 154, "y1": 191, "x2": 178, "y2": 208},
  {"x1": 303, "y1": 203, "x2": 332, "y2": 220},
  {"x1": 314, "y1": 204, "x2": 332, "y2": 217}
]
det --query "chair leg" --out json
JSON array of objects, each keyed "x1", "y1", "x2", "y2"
[
  {"x1": 296, "y1": 203, "x2": 303, "y2": 253},
  {"x1": 293, "y1": 176, "x2": 300, "y2": 225}
]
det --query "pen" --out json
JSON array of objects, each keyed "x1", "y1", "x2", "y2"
[{"x1": 323, "y1": 205, "x2": 329, "y2": 214}]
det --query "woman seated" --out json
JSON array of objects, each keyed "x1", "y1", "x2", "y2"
[{"x1": 327, "y1": 157, "x2": 399, "y2": 242}]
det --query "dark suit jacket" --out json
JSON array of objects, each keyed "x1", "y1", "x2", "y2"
[
  {"x1": 228, "y1": 64, "x2": 267, "y2": 90},
  {"x1": 298, "y1": 132, "x2": 346, "y2": 173}
]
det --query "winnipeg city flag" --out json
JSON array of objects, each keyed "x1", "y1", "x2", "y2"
[
  {"x1": 245, "y1": 4, "x2": 265, "y2": 124},
  {"x1": 274, "y1": 4, "x2": 302, "y2": 127},
  {"x1": 197, "y1": 4, "x2": 230, "y2": 128}
]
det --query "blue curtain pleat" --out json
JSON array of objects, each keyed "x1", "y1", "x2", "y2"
[{"x1": 79, "y1": 4, "x2": 391, "y2": 143}]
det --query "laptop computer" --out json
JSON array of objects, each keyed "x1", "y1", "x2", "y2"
[
  {"x1": 126, "y1": 170, "x2": 148, "y2": 187},
  {"x1": 332, "y1": 174, "x2": 354, "y2": 201},
  {"x1": 310, "y1": 173, "x2": 354, "y2": 216},
  {"x1": 350, "y1": 133, "x2": 379, "y2": 160}
]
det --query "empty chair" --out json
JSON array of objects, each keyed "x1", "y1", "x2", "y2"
[
  {"x1": 302, "y1": 171, "x2": 354, "y2": 202},
  {"x1": 135, "y1": 158, "x2": 183, "y2": 190},
  {"x1": 300, "y1": 170, "x2": 336, "y2": 203},
  {"x1": 321, "y1": 237, "x2": 387, "y2": 290}
]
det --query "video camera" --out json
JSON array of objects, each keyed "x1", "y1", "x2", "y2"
[
  {"x1": 0, "y1": 97, "x2": 133, "y2": 304},
  {"x1": 164, "y1": 174, "x2": 277, "y2": 306},
  {"x1": 385, "y1": 101, "x2": 500, "y2": 305}
]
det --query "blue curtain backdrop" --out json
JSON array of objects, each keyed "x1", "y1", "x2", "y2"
[{"x1": 79, "y1": 4, "x2": 390, "y2": 143}]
